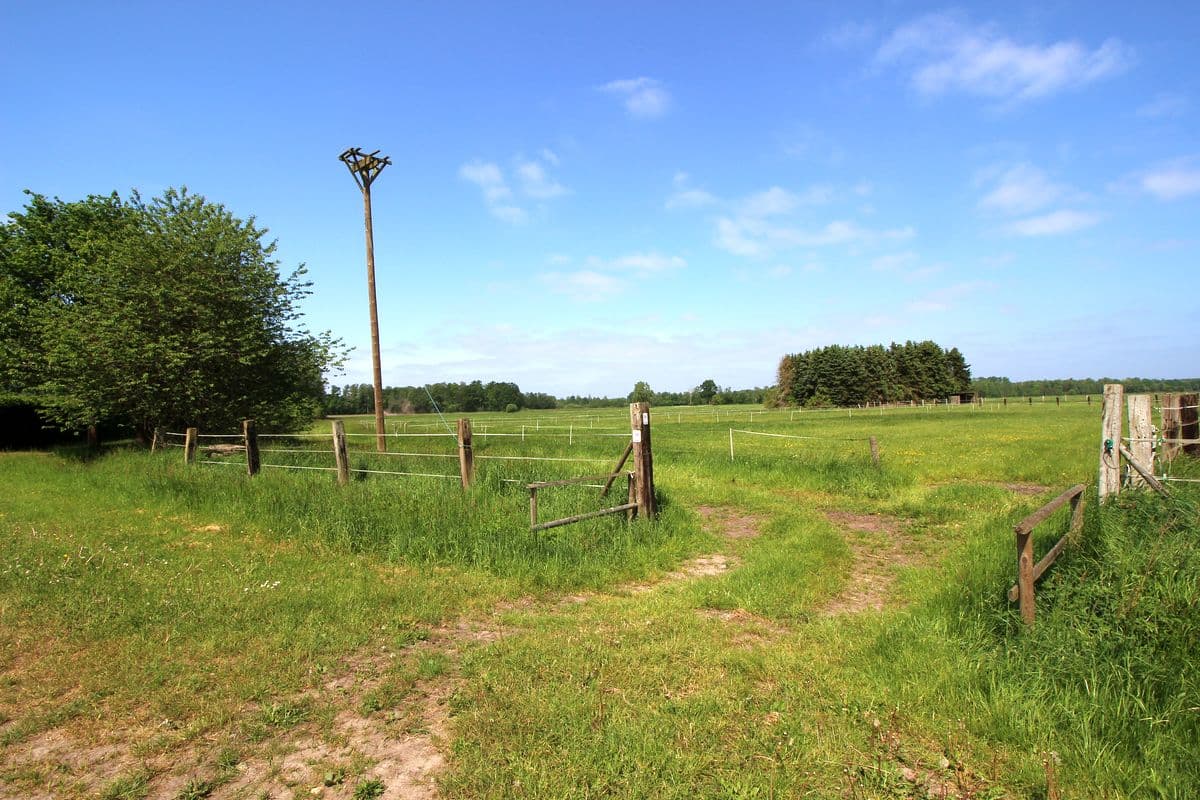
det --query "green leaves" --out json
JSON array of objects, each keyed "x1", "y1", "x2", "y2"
[{"x1": 0, "y1": 187, "x2": 344, "y2": 434}]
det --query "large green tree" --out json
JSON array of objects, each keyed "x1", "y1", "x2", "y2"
[{"x1": 0, "y1": 188, "x2": 343, "y2": 436}]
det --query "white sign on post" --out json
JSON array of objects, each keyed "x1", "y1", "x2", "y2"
[
  {"x1": 642, "y1": 412, "x2": 649, "y2": 424},
  {"x1": 631, "y1": 430, "x2": 642, "y2": 443}
]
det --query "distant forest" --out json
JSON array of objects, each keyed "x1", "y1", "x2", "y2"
[
  {"x1": 322, "y1": 380, "x2": 770, "y2": 415},
  {"x1": 970, "y1": 377, "x2": 1200, "y2": 397}
]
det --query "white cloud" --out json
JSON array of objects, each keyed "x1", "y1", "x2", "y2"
[
  {"x1": 978, "y1": 163, "x2": 1067, "y2": 214},
  {"x1": 516, "y1": 159, "x2": 567, "y2": 199},
  {"x1": 715, "y1": 216, "x2": 914, "y2": 256},
  {"x1": 540, "y1": 148, "x2": 561, "y2": 166},
  {"x1": 458, "y1": 160, "x2": 511, "y2": 203},
  {"x1": 1139, "y1": 161, "x2": 1200, "y2": 200},
  {"x1": 877, "y1": 12, "x2": 1133, "y2": 103},
  {"x1": 538, "y1": 251, "x2": 686, "y2": 302},
  {"x1": 583, "y1": 251, "x2": 687, "y2": 275},
  {"x1": 600, "y1": 77, "x2": 670, "y2": 118},
  {"x1": 666, "y1": 172, "x2": 718, "y2": 209},
  {"x1": 739, "y1": 186, "x2": 800, "y2": 217},
  {"x1": 539, "y1": 270, "x2": 623, "y2": 302},
  {"x1": 459, "y1": 151, "x2": 568, "y2": 223},
  {"x1": 1006, "y1": 209, "x2": 1100, "y2": 236}
]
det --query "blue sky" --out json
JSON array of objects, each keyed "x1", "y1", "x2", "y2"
[{"x1": 2, "y1": 2, "x2": 1197, "y2": 396}]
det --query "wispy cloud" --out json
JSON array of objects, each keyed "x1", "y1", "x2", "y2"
[
  {"x1": 539, "y1": 270, "x2": 623, "y2": 302},
  {"x1": 515, "y1": 159, "x2": 567, "y2": 199},
  {"x1": 1138, "y1": 159, "x2": 1200, "y2": 200},
  {"x1": 600, "y1": 77, "x2": 670, "y2": 118},
  {"x1": 978, "y1": 163, "x2": 1066, "y2": 214},
  {"x1": 665, "y1": 172, "x2": 717, "y2": 210},
  {"x1": 876, "y1": 12, "x2": 1133, "y2": 104},
  {"x1": 716, "y1": 216, "x2": 914, "y2": 257},
  {"x1": 459, "y1": 151, "x2": 568, "y2": 223},
  {"x1": 538, "y1": 251, "x2": 686, "y2": 302},
  {"x1": 906, "y1": 281, "x2": 993, "y2": 313},
  {"x1": 1006, "y1": 209, "x2": 1100, "y2": 236}
]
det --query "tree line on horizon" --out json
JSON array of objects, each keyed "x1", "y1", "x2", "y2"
[
  {"x1": 970, "y1": 376, "x2": 1200, "y2": 397},
  {"x1": 322, "y1": 378, "x2": 772, "y2": 415}
]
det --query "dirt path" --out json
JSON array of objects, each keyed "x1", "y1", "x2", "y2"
[{"x1": 820, "y1": 511, "x2": 922, "y2": 615}]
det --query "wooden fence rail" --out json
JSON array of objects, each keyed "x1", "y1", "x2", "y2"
[{"x1": 1009, "y1": 483, "x2": 1086, "y2": 626}]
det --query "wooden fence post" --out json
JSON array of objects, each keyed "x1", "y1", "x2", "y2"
[
  {"x1": 1182, "y1": 392, "x2": 1200, "y2": 457},
  {"x1": 87, "y1": 425, "x2": 99, "y2": 452},
  {"x1": 1161, "y1": 393, "x2": 1182, "y2": 462},
  {"x1": 1126, "y1": 395, "x2": 1152, "y2": 488},
  {"x1": 150, "y1": 427, "x2": 162, "y2": 453},
  {"x1": 458, "y1": 418, "x2": 474, "y2": 489},
  {"x1": 1099, "y1": 384, "x2": 1123, "y2": 502},
  {"x1": 626, "y1": 473, "x2": 637, "y2": 521},
  {"x1": 629, "y1": 402, "x2": 656, "y2": 518},
  {"x1": 1016, "y1": 529, "x2": 1035, "y2": 625},
  {"x1": 184, "y1": 427, "x2": 198, "y2": 464},
  {"x1": 869, "y1": 436, "x2": 880, "y2": 466},
  {"x1": 243, "y1": 419, "x2": 261, "y2": 476},
  {"x1": 332, "y1": 420, "x2": 349, "y2": 486}
]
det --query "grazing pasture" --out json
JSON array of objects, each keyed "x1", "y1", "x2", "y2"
[{"x1": 1, "y1": 400, "x2": 1197, "y2": 799}]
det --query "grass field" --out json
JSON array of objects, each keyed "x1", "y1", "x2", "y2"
[{"x1": 2, "y1": 400, "x2": 1197, "y2": 799}]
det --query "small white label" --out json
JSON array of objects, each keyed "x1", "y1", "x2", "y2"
[
  {"x1": 631, "y1": 430, "x2": 642, "y2": 443},
  {"x1": 642, "y1": 412, "x2": 649, "y2": 424}
]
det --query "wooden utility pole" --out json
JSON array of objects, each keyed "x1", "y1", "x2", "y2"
[
  {"x1": 1099, "y1": 384, "x2": 1123, "y2": 502},
  {"x1": 339, "y1": 147, "x2": 392, "y2": 454},
  {"x1": 629, "y1": 402, "x2": 656, "y2": 518}
]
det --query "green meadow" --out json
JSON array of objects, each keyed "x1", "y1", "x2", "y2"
[{"x1": 1, "y1": 400, "x2": 1197, "y2": 799}]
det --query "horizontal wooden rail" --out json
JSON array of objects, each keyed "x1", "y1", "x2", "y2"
[
  {"x1": 532, "y1": 502, "x2": 638, "y2": 532},
  {"x1": 1011, "y1": 483, "x2": 1086, "y2": 625}
]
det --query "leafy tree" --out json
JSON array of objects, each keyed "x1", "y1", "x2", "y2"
[
  {"x1": 0, "y1": 188, "x2": 343, "y2": 436},
  {"x1": 695, "y1": 378, "x2": 719, "y2": 404},
  {"x1": 628, "y1": 381, "x2": 653, "y2": 403}
]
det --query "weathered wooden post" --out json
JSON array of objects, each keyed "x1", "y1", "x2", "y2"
[
  {"x1": 626, "y1": 472, "x2": 637, "y2": 521},
  {"x1": 1182, "y1": 393, "x2": 1200, "y2": 457},
  {"x1": 457, "y1": 418, "x2": 474, "y2": 489},
  {"x1": 869, "y1": 436, "x2": 880, "y2": 466},
  {"x1": 1016, "y1": 527, "x2": 1035, "y2": 625},
  {"x1": 86, "y1": 425, "x2": 99, "y2": 452},
  {"x1": 150, "y1": 427, "x2": 163, "y2": 453},
  {"x1": 332, "y1": 420, "x2": 350, "y2": 486},
  {"x1": 1161, "y1": 394, "x2": 1182, "y2": 462},
  {"x1": 629, "y1": 402, "x2": 656, "y2": 518},
  {"x1": 1126, "y1": 396, "x2": 1152, "y2": 488},
  {"x1": 243, "y1": 419, "x2": 261, "y2": 476},
  {"x1": 184, "y1": 427, "x2": 198, "y2": 464},
  {"x1": 1099, "y1": 384, "x2": 1123, "y2": 502}
]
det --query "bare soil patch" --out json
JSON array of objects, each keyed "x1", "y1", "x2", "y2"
[
  {"x1": 695, "y1": 505, "x2": 763, "y2": 540},
  {"x1": 821, "y1": 511, "x2": 922, "y2": 615}
]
